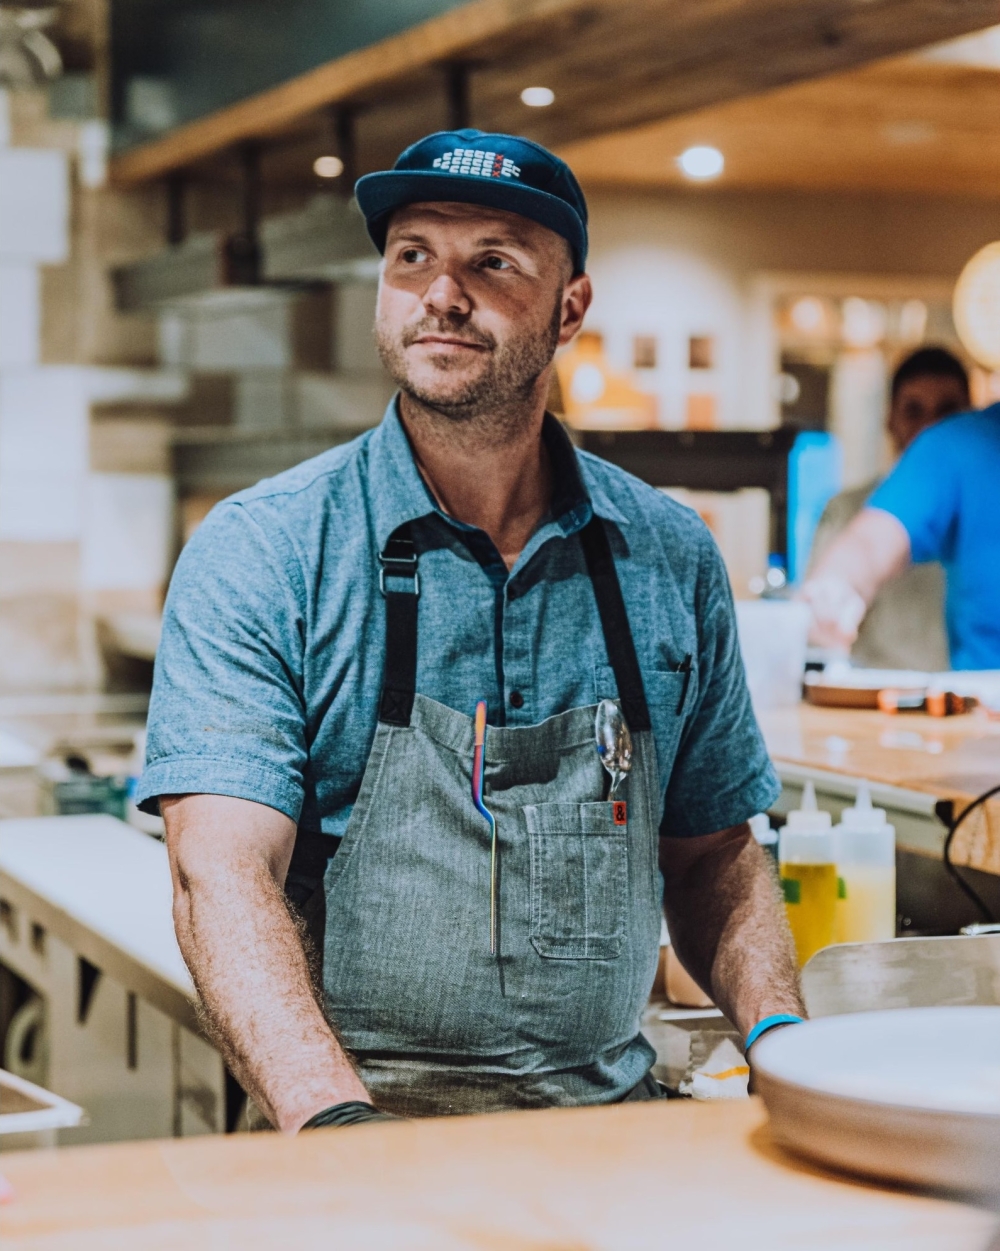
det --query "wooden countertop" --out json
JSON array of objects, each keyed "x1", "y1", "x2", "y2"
[
  {"x1": 0, "y1": 1098, "x2": 994, "y2": 1250},
  {"x1": 760, "y1": 704, "x2": 1000, "y2": 874}
]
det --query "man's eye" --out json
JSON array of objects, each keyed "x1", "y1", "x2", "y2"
[
  {"x1": 482, "y1": 255, "x2": 513, "y2": 271},
  {"x1": 401, "y1": 248, "x2": 427, "y2": 263}
]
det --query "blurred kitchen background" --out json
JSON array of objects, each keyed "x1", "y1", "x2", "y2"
[
  {"x1": 4, "y1": 0, "x2": 1000, "y2": 1145},
  {"x1": 5, "y1": 3, "x2": 1000, "y2": 716}
]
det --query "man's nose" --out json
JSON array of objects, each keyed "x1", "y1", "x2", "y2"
[{"x1": 422, "y1": 271, "x2": 471, "y2": 317}]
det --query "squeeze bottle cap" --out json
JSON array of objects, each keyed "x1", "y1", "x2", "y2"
[
  {"x1": 840, "y1": 781, "x2": 887, "y2": 830},
  {"x1": 785, "y1": 780, "x2": 832, "y2": 833},
  {"x1": 749, "y1": 813, "x2": 777, "y2": 845}
]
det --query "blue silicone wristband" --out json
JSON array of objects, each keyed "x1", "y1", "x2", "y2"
[{"x1": 744, "y1": 1013, "x2": 804, "y2": 1052}]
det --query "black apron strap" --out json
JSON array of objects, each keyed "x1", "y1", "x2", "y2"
[
  {"x1": 378, "y1": 523, "x2": 419, "y2": 727},
  {"x1": 579, "y1": 515, "x2": 652, "y2": 732},
  {"x1": 376, "y1": 514, "x2": 650, "y2": 734}
]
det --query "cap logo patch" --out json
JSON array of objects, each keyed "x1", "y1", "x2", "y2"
[{"x1": 431, "y1": 148, "x2": 521, "y2": 179}]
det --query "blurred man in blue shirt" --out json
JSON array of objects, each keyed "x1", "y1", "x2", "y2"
[
  {"x1": 806, "y1": 347, "x2": 969, "y2": 670},
  {"x1": 805, "y1": 388, "x2": 1000, "y2": 670}
]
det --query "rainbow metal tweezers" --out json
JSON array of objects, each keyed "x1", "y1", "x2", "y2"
[{"x1": 472, "y1": 700, "x2": 498, "y2": 955}]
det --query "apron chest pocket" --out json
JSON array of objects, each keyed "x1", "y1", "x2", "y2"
[{"x1": 523, "y1": 802, "x2": 627, "y2": 960}]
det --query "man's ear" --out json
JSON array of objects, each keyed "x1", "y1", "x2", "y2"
[{"x1": 559, "y1": 273, "x2": 593, "y2": 346}]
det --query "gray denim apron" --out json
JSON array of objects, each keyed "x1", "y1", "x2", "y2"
[{"x1": 303, "y1": 516, "x2": 663, "y2": 1116}]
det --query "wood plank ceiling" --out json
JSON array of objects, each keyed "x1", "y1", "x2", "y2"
[
  {"x1": 559, "y1": 50, "x2": 1000, "y2": 198},
  {"x1": 110, "y1": 0, "x2": 1000, "y2": 186}
]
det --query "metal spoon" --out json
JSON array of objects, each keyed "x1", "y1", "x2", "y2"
[{"x1": 595, "y1": 699, "x2": 632, "y2": 798}]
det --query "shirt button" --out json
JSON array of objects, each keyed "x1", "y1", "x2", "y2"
[{"x1": 509, "y1": 690, "x2": 525, "y2": 709}]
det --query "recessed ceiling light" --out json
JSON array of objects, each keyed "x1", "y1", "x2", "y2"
[
  {"x1": 789, "y1": 296, "x2": 828, "y2": 336},
  {"x1": 898, "y1": 298, "x2": 928, "y2": 343},
  {"x1": 313, "y1": 155, "x2": 344, "y2": 178},
  {"x1": 841, "y1": 297, "x2": 887, "y2": 349},
  {"x1": 882, "y1": 120, "x2": 937, "y2": 146},
  {"x1": 521, "y1": 86, "x2": 555, "y2": 107},
  {"x1": 677, "y1": 145, "x2": 724, "y2": 180}
]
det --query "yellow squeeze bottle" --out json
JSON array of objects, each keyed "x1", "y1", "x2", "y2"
[
  {"x1": 779, "y1": 781, "x2": 837, "y2": 967},
  {"x1": 833, "y1": 782, "x2": 896, "y2": 943}
]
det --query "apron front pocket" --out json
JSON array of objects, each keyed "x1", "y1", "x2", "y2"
[{"x1": 523, "y1": 801, "x2": 627, "y2": 960}]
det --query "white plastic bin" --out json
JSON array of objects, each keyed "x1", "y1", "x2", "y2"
[{"x1": 736, "y1": 600, "x2": 810, "y2": 710}]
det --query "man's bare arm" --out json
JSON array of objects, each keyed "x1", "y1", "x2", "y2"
[
  {"x1": 800, "y1": 507, "x2": 912, "y2": 651},
  {"x1": 162, "y1": 793, "x2": 369, "y2": 1132},
  {"x1": 660, "y1": 823, "x2": 803, "y2": 1038}
]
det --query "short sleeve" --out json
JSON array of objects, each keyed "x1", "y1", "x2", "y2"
[
  {"x1": 660, "y1": 537, "x2": 780, "y2": 838},
  {"x1": 868, "y1": 424, "x2": 961, "y2": 564},
  {"x1": 136, "y1": 502, "x2": 308, "y2": 820}
]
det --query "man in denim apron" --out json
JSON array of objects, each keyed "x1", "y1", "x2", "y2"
[{"x1": 140, "y1": 130, "x2": 804, "y2": 1132}]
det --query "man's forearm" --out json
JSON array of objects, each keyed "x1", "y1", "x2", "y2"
[
  {"x1": 801, "y1": 507, "x2": 912, "y2": 649},
  {"x1": 165, "y1": 797, "x2": 369, "y2": 1132},
  {"x1": 662, "y1": 827, "x2": 803, "y2": 1038}
]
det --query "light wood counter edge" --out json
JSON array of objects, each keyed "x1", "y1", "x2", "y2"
[
  {"x1": 0, "y1": 1098, "x2": 993, "y2": 1249},
  {"x1": 761, "y1": 704, "x2": 1000, "y2": 876},
  {"x1": 0, "y1": 871, "x2": 200, "y2": 1035}
]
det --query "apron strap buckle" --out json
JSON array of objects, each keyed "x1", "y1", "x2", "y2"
[{"x1": 378, "y1": 544, "x2": 420, "y2": 598}]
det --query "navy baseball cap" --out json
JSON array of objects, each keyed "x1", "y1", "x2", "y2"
[{"x1": 355, "y1": 129, "x2": 588, "y2": 273}]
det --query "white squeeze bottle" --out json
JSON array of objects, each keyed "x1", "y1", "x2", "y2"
[
  {"x1": 833, "y1": 782, "x2": 896, "y2": 943},
  {"x1": 779, "y1": 781, "x2": 837, "y2": 967}
]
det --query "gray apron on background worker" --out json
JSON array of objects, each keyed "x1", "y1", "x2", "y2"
[{"x1": 300, "y1": 515, "x2": 671, "y2": 1117}]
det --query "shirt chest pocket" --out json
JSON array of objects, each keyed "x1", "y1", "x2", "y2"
[
  {"x1": 523, "y1": 801, "x2": 627, "y2": 960},
  {"x1": 594, "y1": 663, "x2": 691, "y2": 773},
  {"x1": 594, "y1": 662, "x2": 692, "y2": 712}
]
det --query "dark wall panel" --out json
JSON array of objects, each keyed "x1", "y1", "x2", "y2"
[{"x1": 111, "y1": 0, "x2": 466, "y2": 150}]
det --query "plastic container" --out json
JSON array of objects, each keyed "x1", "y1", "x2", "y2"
[
  {"x1": 735, "y1": 600, "x2": 811, "y2": 710},
  {"x1": 779, "y1": 781, "x2": 837, "y2": 967},
  {"x1": 39, "y1": 756, "x2": 128, "y2": 820},
  {"x1": 749, "y1": 812, "x2": 778, "y2": 866},
  {"x1": 833, "y1": 782, "x2": 896, "y2": 943}
]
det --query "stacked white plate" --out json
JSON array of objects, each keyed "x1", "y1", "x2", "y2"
[{"x1": 753, "y1": 1006, "x2": 1000, "y2": 1196}]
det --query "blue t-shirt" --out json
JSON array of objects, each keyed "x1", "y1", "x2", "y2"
[
  {"x1": 869, "y1": 405, "x2": 1000, "y2": 669},
  {"x1": 137, "y1": 401, "x2": 778, "y2": 838}
]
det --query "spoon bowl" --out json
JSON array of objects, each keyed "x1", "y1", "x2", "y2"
[{"x1": 595, "y1": 699, "x2": 632, "y2": 798}]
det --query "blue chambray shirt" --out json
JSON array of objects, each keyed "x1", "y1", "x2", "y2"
[{"x1": 138, "y1": 400, "x2": 779, "y2": 838}]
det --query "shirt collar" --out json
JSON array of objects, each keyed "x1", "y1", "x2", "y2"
[
  {"x1": 367, "y1": 396, "x2": 628, "y2": 550},
  {"x1": 543, "y1": 413, "x2": 629, "y2": 532},
  {"x1": 367, "y1": 398, "x2": 441, "y2": 548}
]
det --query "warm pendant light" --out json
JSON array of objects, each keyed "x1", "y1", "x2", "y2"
[{"x1": 954, "y1": 241, "x2": 1000, "y2": 369}]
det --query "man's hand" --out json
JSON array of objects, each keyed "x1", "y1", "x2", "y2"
[
  {"x1": 744, "y1": 1018, "x2": 802, "y2": 1092},
  {"x1": 163, "y1": 793, "x2": 370, "y2": 1133},
  {"x1": 799, "y1": 573, "x2": 867, "y2": 652},
  {"x1": 302, "y1": 1102, "x2": 402, "y2": 1129},
  {"x1": 660, "y1": 823, "x2": 804, "y2": 1040}
]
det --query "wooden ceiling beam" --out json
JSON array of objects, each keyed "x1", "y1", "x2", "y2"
[
  {"x1": 110, "y1": 0, "x2": 1000, "y2": 187},
  {"x1": 471, "y1": 0, "x2": 1000, "y2": 148},
  {"x1": 558, "y1": 57, "x2": 1000, "y2": 200},
  {"x1": 109, "y1": 0, "x2": 586, "y2": 186}
]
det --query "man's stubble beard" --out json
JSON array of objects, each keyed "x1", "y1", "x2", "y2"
[{"x1": 375, "y1": 296, "x2": 563, "y2": 441}]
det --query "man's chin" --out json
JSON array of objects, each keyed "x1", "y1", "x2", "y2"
[
  {"x1": 399, "y1": 368, "x2": 491, "y2": 412},
  {"x1": 403, "y1": 390, "x2": 484, "y2": 417}
]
